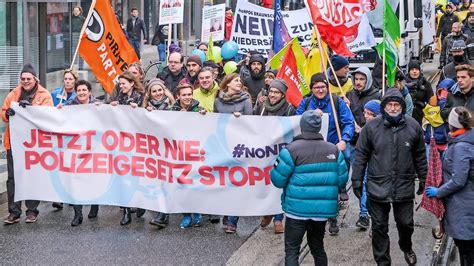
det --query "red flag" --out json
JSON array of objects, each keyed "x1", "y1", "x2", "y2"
[
  {"x1": 421, "y1": 138, "x2": 445, "y2": 220},
  {"x1": 79, "y1": 0, "x2": 139, "y2": 94},
  {"x1": 277, "y1": 44, "x2": 303, "y2": 107},
  {"x1": 305, "y1": 0, "x2": 377, "y2": 57}
]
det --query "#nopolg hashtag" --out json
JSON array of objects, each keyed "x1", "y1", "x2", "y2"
[{"x1": 232, "y1": 144, "x2": 245, "y2": 158}]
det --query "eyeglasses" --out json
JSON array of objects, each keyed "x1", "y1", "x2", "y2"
[
  {"x1": 312, "y1": 86, "x2": 327, "y2": 91},
  {"x1": 268, "y1": 90, "x2": 283, "y2": 95}
]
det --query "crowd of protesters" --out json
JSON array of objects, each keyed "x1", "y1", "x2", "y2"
[{"x1": 1, "y1": 3, "x2": 473, "y2": 266}]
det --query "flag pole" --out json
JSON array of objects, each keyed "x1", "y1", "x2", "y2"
[
  {"x1": 70, "y1": 0, "x2": 97, "y2": 70},
  {"x1": 313, "y1": 24, "x2": 342, "y2": 142},
  {"x1": 382, "y1": 0, "x2": 386, "y2": 96},
  {"x1": 167, "y1": 23, "x2": 172, "y2": 65}
]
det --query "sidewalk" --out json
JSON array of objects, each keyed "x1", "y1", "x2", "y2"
[{"x1": 226, "y1": 184, "x2": 439, "y2": 265}]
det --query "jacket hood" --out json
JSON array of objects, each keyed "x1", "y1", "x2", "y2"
[
  {"x1": 381, "y1": 88, "x2": 406, "y2": 113},
  {"x1": 351, "y1": 66, "x2": 373, "y2": 92},
  {"x1": 249, "y1": 54, "x2": 265, "y2": 79},
  {"x1": 450, "y1": 129, "x2": 474, "y2": 145}
]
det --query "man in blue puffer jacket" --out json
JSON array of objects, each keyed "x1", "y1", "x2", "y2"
[{"x1": 270, "y1": 110, "x2": 348, "y2": 266}]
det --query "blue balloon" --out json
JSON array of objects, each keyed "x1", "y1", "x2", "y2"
[
  {"x1": 221, "y1": 41, "x2": 239, "y2": 60},
  {"x1": 191, "y1": 49, "x2": 206, "y2": 63}
]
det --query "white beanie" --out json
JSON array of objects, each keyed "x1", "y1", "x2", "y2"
[{"x1": 448, "y1": 108, "x2": 464, "y2": 129}]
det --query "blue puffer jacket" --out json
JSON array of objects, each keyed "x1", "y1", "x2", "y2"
[
  {"x1": 295, "y1": 94, "x2": 355, "y2": 145},
  {"x1": 270, "y1": 132, "x2": 348, "y2": 218}
]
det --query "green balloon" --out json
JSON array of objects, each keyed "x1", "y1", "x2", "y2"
[
  {"x1": 212, "y1": 47, "x2": 222, "y2": 63},
  {"x1": 224, "y1": 61, "x2": 238, "y2": 74}
]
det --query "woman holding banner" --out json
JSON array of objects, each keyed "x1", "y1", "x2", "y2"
[
  {"x1": 214, "y1": 74, "x2": 253, "y2": 234},
  {"x1": 110, "y1": 71, "x2": 146, "y2": 226},
  {"x1": 57, "y1": 80, "x2": 100, "y2": 226}
]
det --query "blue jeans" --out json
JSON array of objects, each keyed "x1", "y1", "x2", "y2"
[
  {"x1": 157, "y1": 43, "x2": 166, "y2": 62},
  {"x1": 226, "y1": 216, "x2": 239, "y2": 227},
  {"x1": 360, "y1": 171, "x2": 368, "y2": 217},
  {"x1": 129, "y1": 39, "x2": 141, "y2": 59},
  {"x1": 274, "y1": 213, "x2": 284, "y2": 221}
]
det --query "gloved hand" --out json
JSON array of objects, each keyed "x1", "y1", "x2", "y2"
[
  {"x1": 425, "y1": 187, "x2": 439, "y2": 198},
  {"x1": 19, "y1": 100, "x2": 31, "y2": 108},
  {"x1": 416, "y1": 181, "x2": 425, "y2": 195},
  {"x1": 5, "y1": 108, "x2": 15, "y2": 118},
  {"x1": 353, "y1": 187, "x2": 362, "y2": 199}
]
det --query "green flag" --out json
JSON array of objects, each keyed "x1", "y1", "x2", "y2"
[{"x1": 375, "y1": 0, "x2": 400, "y2": 87}]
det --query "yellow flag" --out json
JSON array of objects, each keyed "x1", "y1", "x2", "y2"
[
  {"x1": 206, "y1": 34, "x2": 214, "y2": 62},
  {"x1": 303, "y1": 28, "x2": 327, "y2": 89}
]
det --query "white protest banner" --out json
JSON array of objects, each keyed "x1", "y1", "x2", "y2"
[
  {"x1": 201, "y1": 4, "x2": 226, "y2": 42},
  {"x1": 422, "y1": 0, "x2": 435, "y2": 46},
  {"x1": 230, "y1": 0, "x2": 313, "y2": 55},
  {"x1": 159, "y1": 0, "x2": 184, "y2": 25},
  {"x1": 230, "y1": 0, "x2": 375, "y2": 55},
  {"x1": 10, "y1": 103, "x2": 329, "y2": 216},
  {"x1": 346, "y1": 15, "x2": 376, "y2": 52}
]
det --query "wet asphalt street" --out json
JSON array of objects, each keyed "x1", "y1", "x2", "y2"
[{"x1": 0, "y1": 203, "x2": 260, "y2": 264}]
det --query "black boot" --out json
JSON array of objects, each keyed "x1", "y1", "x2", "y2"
[
  {"x1": 71, "y1": 205, "x2": 83, "y2": 227},
  {"x1": 120, "y1": 208, "x2": 132, "y2": 225},
  {"x1": 149, "y1": 212, "x2": 169, "y2": 228},
  {"x1": 52, "y1": 202, "x2": 63, "y2": 210},
  {"x1": 136, "y1": 208, "x2": 146, "y2": 218},
  {"x1": 88, "y1": 205, "x2": 99, "y2": 218}
]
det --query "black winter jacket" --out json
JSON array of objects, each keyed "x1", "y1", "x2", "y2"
[
  {"x1": 437, "y1": 13, "x2": 459, "y2": 40},
  {"x1": 441, "y1": 85, "x2": 474, "y2": 121},
  {"x1": 440, "y1": 33, "x2": 470, "y2": 65},
  {"x1": 126, "y1": 16, "x2": 148, "y2": 41},
  {"x1": 156, "y1": 66, "x2": 187, "y2": 95},
  {"x1": 352, "y1": 90, "x2": 427, "y2": 203},
  {"x1": 405, "y1": 75, "x2": 433, "y2": 125},
  {"x1": 346, "y1": 87, "x2": 381, "y2": 145}
]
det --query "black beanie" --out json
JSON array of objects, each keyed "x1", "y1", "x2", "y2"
[
  {"x1": 21, "y1": 63, "x2": 37, "y2": 77},
  {"x1": 407, "y1": 60, "x2": 421, "y2": 72},
  {"x1": 310, "y1": 73, "x2": 328, "y2": 88}
]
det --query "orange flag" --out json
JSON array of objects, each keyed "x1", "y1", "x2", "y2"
[
  {"x1": 276, "y1": 43, "x2": 303, "y2": 107},
  {"x1": 79, "y1": 0, "x2": 139, "y2": 94}
]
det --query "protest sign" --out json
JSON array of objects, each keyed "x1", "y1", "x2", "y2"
[
  {"x1": 230, "y1": 0, "x2": 312, "y2": 55},
  {"x1": 10, "y1": 103, "x2": 329, "y2": 216},
  {"x1": 201, "y1": 4, "x2": 226, "y2": 42},
  {"x1": 78, "y1": 0, "x2": 139, "y2": 94},
  {"x1": 230, "y1": 0, "x2": 376, "y2": 56},
  {"x1": 159, "y1": 0, "x2": 184, "y2": 25}
]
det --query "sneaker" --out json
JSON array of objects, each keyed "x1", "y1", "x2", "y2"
[
  {"x1": 192, "y1": 214, "x2": 203, "y2": 227},
  {"x1": 260, "y1": 216, "x2": 272, "y2": 228},
  {"x1": 356, "y1": 216, "x2": 370, "y2": 230},
  {"x1": 4, "y1": 214, "x2": 20, "y2": 225},
  {"x1": 225, "y1": 224, "x2": 237, "y2": 234},
  {"x1": 25, "y1": 214, "x2": 38, "y2": 223},
  {"x1": 209, "y1": 215, "x2": 220, "y2": 224},
  {"x1": 149, "y1": 212, "x2": 169, "y2": 228},
  {"x1": 274, "y1": 221, "x2": 284, "y2": 234},
  {"x1": 328, "y1": 218, "x2": 339, "y2": 235},
  {"x1": 404, "y1": 250, "x2": 417, "y2": 265},
  {"x1": 180, "y1": 215, "x2": 193, "y2": 229}
]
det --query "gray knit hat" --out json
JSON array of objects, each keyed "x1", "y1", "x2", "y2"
[
  {"x1": 300, "y1": 110, "x2": 322, "y2": 133},
  {"x1": 269, "y1": 78, "x2": 288, "y2": 94}
]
